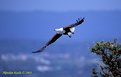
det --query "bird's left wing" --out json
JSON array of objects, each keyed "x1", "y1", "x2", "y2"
[
  {"x1": 45, "y1": 33, "x2": 62, "y2": 46},
  {"x1": 32, "y1": 33, "x2": 62, "y2": 53},
  {"x1": 64, "y1": 18, "x2": 84, "y2": 29}
]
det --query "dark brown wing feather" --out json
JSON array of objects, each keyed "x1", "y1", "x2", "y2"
[
  {"x1": 32, "y1": 33, "x2": 62, "y2": 53},
  {"x1": 64, "y1": 18, "x2": 84, "y2": 29},
  {"x1": 46, "y1": 33, "x2": 62, "y2": 46},
  {"x1": 32, "y1": 45, "x2": 47, "y2": 53}
]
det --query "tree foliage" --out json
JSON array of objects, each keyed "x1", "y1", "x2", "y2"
[{"x1": 90, "y1": 39, "x2": 121, "y2": 77}]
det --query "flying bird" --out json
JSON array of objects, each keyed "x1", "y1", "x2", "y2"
[{"x1": 32, "y1": 18, "x2": 84, "y2": 53}]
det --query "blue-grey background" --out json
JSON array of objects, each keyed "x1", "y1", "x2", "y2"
[{"x1": 0, "y1": 0, "x2": 121, "y2": 77}]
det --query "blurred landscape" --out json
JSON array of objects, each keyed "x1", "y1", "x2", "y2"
[
  {"x1": 0, "y1": 39, "x2": 98, "y2": 77},
  {"x1": 0, "y1": 10, "x2": 121, "y2": 77}
]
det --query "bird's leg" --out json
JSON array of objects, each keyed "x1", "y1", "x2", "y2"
[
  {"x1": 71, "y1": 32, "x2": 74, "y2": 34},
  {"x1": 68, "y1": 35, "x2": 71, "y2": 38}
]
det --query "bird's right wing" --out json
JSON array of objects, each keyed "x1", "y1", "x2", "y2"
[
  {"x1": 64, "y1": 18, "x2": 84, "y2": 29},
  {"x1": 32, "y1": 33, "x2": 62, "y2": 53}
]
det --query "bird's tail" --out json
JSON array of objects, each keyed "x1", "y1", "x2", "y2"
[{"x1": 32, "y1": 46, "x2": 47, "y2": 53}]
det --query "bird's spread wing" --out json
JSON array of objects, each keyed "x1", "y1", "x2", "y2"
[
  {"x1": 32, "y1": 45, "x2": 47, "y2": 53},
  {"x1": 64, "y1": 18, "x2": 84, "y2": 29},
  {"x1": 46, "y1": 33, "x2": 62, "y2": 46},
  {"x1": 32, "y1": 33, "x2": 62, "y2": 53}
]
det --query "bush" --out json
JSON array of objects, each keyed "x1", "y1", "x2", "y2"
[{"x1": 90, "y1": 39, "x2": 121, "y2": 77}]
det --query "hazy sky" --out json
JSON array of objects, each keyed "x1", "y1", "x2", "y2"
[
  {"x1": 0, "y1": 0, "x2": 121, "y2": 12},
  {"x1": 0, "y1": 0, "x2": 121, "y2": 41}
]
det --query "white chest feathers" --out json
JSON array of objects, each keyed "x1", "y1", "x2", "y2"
[{"x1": 55, "y1": 28, "x2": 65, "y2": 34}]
